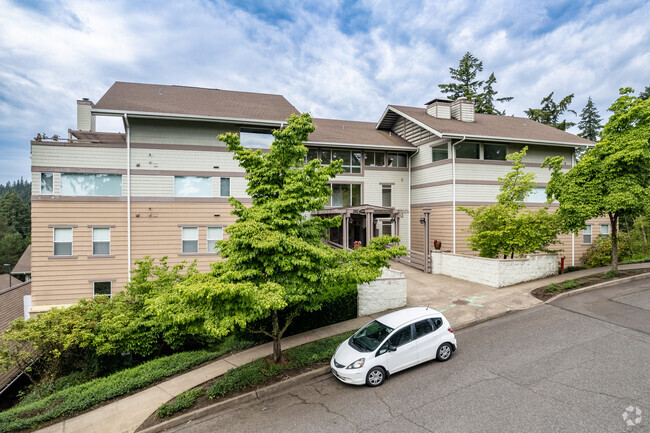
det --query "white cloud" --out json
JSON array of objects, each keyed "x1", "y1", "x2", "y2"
[{"x1": 0, "y1": 0, "x2": 648, "y2": 182}]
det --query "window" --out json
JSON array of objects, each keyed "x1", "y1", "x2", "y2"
[
  {"x1": 525, "y1": 187, "x2": 547, "y2": 203},
  {"x1": 92, "y1": 228, "x2": 110, "y2": 255},
  {"x1": 306, "y1": 148, "x2": 319, "y2": 162},
  {"x1": 484, "y1": 144, "x2": 507, "y2": 160},
  {"x1": 455, "y1": 142, "x2": 479, "y2": 159},
  {"x1": 364, "y1": 151, "x2": 385, "y2": 167},
  {"x1": 382, "y1": 185, "x2": 392, "y2": 207},
  {"x1": 240, "y1": 128, "x2": 274, "y2": 149},
  {"x1": 330, "y1": 149, "x2": 361, "y2": 173},
  {"x1": 207, "y1": 227, "x2": 223, "y2": 252},
  {"x1": 583, "y1": 225, "x2": 592, "y2": 244},
  {"x1": 414, "y1": 320, "x2": 434, "y2": 338},
  {"x1": 220, "y1": 178, "x2": 230, "y2": 197},
  {"x1": 387, "y1": 152, "x2": 407, "y2": 167},
  {"x1": 40, "y1": 172, "x2": 53, "y2": 194},
  {"x1": 174, "y1": 176, "x2": 212, "y2": 197},
  {"x1": 432, "y1": 318, "x2": 443, "y2": 330},
  {"x1": 93, "y1": 281, "x2": 111, "y2": 298},
  {"x1": 381, "y1": 221, "x2": 392, "y2": 236},
  {"x1": 389, "y1": 326, "x2": 413, "y2": 347},
  {"x1": 61, "y1": 174, "x2": 122, "y2": 196},
  {"x1": 330, "y1": 184, "x2": 361, "y2": 207},
  {"x1": 53, "y1": 227, "x2": 73, "y2": 256},
  {"x1": 600, "y1": 224, "x2": 609, "y2": 237},
  {"x1": 431, "y1": 145, "x2": 448, "y2": 162},
  {"x1": 182, "y1": 227, "x2": 198, "y2": 253}
]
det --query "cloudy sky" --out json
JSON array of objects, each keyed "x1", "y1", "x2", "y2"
[{"x1": 0, "y1": 0, "x2": 648, "y2": 183}]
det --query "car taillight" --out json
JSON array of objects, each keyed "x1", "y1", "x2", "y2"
[{"x1": 448, "y1": 327, "x2": 453, "y2": 333}]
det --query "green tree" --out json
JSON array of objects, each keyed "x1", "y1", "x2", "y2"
[
  {"x1": 146, "y1": 113, "x2": 405, "y2": 362},
  {"x1": 525, "y1": 92, "x2": 577, "y2": 130},
  {"x1": 438, "y1": 52, "x2": 513, "y2": 114},
  {"x1": 577, "y1": 96, "x2": 603, "y2": 142},
  {"x1": 0, "y1": 192, "x2": 30, "y2": 237},
  {"x1": 639, "y1": 86, "x2": 650, "y2": 100},
  {"x1": 543, "y1": 88, "x2": 650, "y2": 270},
  {"x1": 459, "y1": 147, "x2": 561, "y2": 258}
]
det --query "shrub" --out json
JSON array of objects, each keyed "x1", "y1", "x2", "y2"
[
  {"x1": 157, "y1": 388, "x2": 204, "y2": 418},
  {"x1": 564, "y1": 265, "x2": 586, "y2": 273},
  {"x1": 581, "y1": 234, "x2": 630, "y2": 268},
  {"x1": 545, "y1": 283, "x2": 560, "y2": 293},
  {"x1": 561, "y1": 280, "x2": 577, "y2": 290},
  {"x1": 605, "y1": 270, "x2": 620, "y2": 278}
]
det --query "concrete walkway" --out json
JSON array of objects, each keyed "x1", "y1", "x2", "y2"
[{"x1": 37, "y1": 262, "x2": 650, "y2": 433}]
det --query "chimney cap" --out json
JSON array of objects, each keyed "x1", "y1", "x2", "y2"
[{"x1": 424, "y1": 97, "x2": 452, "y2": 106}]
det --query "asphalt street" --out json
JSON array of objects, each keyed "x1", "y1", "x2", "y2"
[{"x1": 170, "y1": 279, "x2": 650, "y2": 433}]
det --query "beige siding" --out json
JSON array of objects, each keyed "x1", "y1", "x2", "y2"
[
  {"x1": 130, "y1": 148, "x2": 244, "y2": 173},
  {"x1": 129, "y1": 118, "x2": 237, "y2": 146},
  {"x1": 412, "y1": 185, "x2": 452, "y2": 204},
  {"x1": 131, "y1": 175, "x2": 174, "y2": 197},
  {"x1": 32, "y1": 145, "x2": 126, "y2": 169},
  {"x1": 412, "y1": 163, "x2": 452, "y2": 186}
]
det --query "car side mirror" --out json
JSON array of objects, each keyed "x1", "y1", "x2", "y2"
[{"x1": 388, "y1": 344, "x2": 397, "y2": 352}]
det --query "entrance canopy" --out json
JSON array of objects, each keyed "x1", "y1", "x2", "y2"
[{"x1": 313, "y1": 204, "x2": 407, "y2": 250}]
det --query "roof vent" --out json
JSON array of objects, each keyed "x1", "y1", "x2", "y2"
[{"x1": 451, "y1": 97, "x2": 475, "y2": 122}]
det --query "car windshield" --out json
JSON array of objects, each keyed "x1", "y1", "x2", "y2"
[{"x1": 350, "y1": 320, "x2": 394, "y2": 352}]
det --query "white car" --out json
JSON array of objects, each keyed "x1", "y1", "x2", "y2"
[{"x1": 330, "y1": 307, "x2": 457, "y2": 386}]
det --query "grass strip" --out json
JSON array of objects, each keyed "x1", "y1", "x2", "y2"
[
  {"x1": 157, "y1": 388, "x2": 205, "y2": 418},
  {"x1": 0, "y1": 339, "x2": 251, "y2": 433}
]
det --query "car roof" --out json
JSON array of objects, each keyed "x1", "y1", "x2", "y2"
[{"x1": 376, "y1": 307, "x2": 442, "y2": 329}]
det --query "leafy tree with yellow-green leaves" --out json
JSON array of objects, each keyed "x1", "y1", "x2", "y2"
[
  {"x1": 146, "y1": 113, "x2": 405, "y2": 362},
  {"x1": 544, "y1": 88, "x2": 650, "y2": 270}
]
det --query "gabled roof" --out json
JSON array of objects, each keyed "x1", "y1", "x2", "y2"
[
  {"x1": 378, "y1": 105, "x2": 595, "y2": 147},
  {"x1": 308, "y1": 118, "x2": 415, "y2": 151},
  {"x1": 11, "y1": 245, "x2": 31, "y2": 275},
  {"x1": 93, "y1": 82, "x2": 300, "y2": 125}
]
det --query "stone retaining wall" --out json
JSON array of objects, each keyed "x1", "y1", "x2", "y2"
[{"x1": 431, "y1": 252, "x2": 558, "y2": 287}]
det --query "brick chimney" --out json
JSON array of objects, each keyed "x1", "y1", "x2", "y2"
[
  {"x1": 450, "y1": 97, "x2": 475, "y2": 122},
  {"x1": 77, "y1": 98, "x2": 96, "y2": 131}
]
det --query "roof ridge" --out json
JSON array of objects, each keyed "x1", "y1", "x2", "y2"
[{"x1": 111, "y1": 81, "x2": 288, "y2": 98}]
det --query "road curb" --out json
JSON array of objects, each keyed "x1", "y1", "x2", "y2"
[
  {"x1": 137, "y1": 366, "x2": 331, "y2": 433},
  {"x1": 544, "y1": 272, "x2": 650, "y2": 304}
]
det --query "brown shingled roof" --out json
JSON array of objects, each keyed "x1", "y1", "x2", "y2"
[
  {"x1": 93, "y1": 82, "x2": 299, "y2": 123},
  {"x1": 69, "y1": 131, "x2": 126, "y2": 143},
  {"x1": 11, "y1": 245, "x2": 30, "y2": 275},
  {"x1": 309, "y1": 118, "x2": 415, "y2": 149},
  {"x1": 385, "y1": 105, "x2": 594, "y2": 146}
]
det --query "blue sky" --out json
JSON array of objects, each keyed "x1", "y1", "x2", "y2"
[{"x1": 0, "y1": 0, "x2": 648, "y2": 184}]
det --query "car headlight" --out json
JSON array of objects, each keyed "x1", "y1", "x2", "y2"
[{"x1": 346, "y1": 358, "x2": 365, "y2": 369}]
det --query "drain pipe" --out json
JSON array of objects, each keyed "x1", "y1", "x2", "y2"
[
  {"x1": 123, "y1": 114, "x2": 132, "y2": 281},
  {"x1": 571, "y1": 151, "x2": 576, "y2": 266},
  {"x1": 408, "y1": 147, "x2": 420, "y2": 250},
  {"x1": 452, "y1": 136, "x2": 466, "y2": 254}
]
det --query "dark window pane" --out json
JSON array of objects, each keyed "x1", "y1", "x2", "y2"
[
  {"x1": 376, "y1": 152, "x2": 385, "y2": 166},
  {"x1": 415, "y1": 320, "x2": 434, "y2": 338},
  {"x1": 484, "y1": 144, "x2": 507, "y2": 160},
  {"x1": 93, "y1": 242, "x2": 110, "y2": 255},
  {"x1": 432, "y1": 146, "x2": 448, "y2": 162},
  {"x1": 54, "y1": 242, "x2": 72, "y2": 256},
  {"x1": 382, "y1": 185, "x2": 391, "y2": 207},
  {"x1": 41, "y1": 172, "x2": 53, "y2": 194},
  {"x1": 351, "y1": 184, "x2": 361, "y2": 206},
  {"x1": 332, "y1": 149, "x2": 351, "y2": 166},
  {"x1": 321, "y1": 149, "x2": 331, "y2": 164},
  {"x1": 306, "y1": 148, "x2": 318, "y2": 162},
  {"x1": 389, "y1": 326, "x2": 413, "y2": 347},
  {"x1": 94, "y1": 281, "x2": 111, "y2": 297},
  {"x1": 220, "y1": 178, "x2": 230, "y2": 197},
  {"x1": 456, "y1": 142, "x2": 479, "y2": 159}
]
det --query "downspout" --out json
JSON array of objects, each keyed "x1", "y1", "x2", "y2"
[
  {"x1": 571, "y1": 151, "x2": 576, "y2": 266},
  {"x1": 408, "y1": 147, "x2": 420, "y2": 250},
  {"x1": 451, "y1": 136, "x2": 467, "y2": 254},
  {"x1": 123, "y1": 114, "x2": 132, "y2": 281}
]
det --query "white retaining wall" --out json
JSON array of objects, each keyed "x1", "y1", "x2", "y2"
[
  {"x1": 431, "y1": 252, "x2": 558, "y2": 288},
  {"x1": 357, "y1": 267, "x2": 407, "y2": 317}
]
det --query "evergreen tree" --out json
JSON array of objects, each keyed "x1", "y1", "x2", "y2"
[
  {"x1": 438, "y1": 52, "x2": 512, "y2": 115},
  {"x1": 525, "y1": 92, "x2": 576, "y2": 130},
  {"x1": 639, "y1": 86, "x2": 650, "y2": 100},
  {"x1": 577, "y1": 96, "x2": 603, "y2": 141}
]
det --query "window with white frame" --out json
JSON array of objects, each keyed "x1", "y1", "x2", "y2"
[
  {"x1": 53, "y1": 227, "x2": 73, "y2": 256},
  {"x1": 92, "y1": 228, "x2": 110, "y2": 255},
  {"x1": 220, "y1": 178, "x2": 230, "y2": 197},
  {"x1": 174, "y1": 176, "x2": 212, "y2": 197},
  {"x1": 382, "y1": 185, "x2": 392, "y2": 207},
  {"x1": 93, "y1": 281, "x2": 111, "y2": 298},
  {"x1": 207, "y1": 227, "x2": 223, "y2": 252},
  {"x1": 600, "y1": 224, "x2": 609, "y2": 237},
  {"x1": 583, "y1": 225, "x2": 592, "y2": 244},
  {"x1": 40, "y1": 172, "x2": 53, "y2": 194},
  {"x1": 61, "y1": 173, "x2": 122, "y2": 196},
  {"x1": 182, "y1": 227, "x2": 199, "y2": 253}
]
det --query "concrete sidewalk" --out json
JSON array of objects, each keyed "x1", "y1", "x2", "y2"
[{"x1": 37, "y1": 262, "x2": 650, "y2": 433}]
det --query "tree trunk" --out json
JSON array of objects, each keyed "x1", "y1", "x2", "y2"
[
  {"x1": 610, "y1": 213, "x2": 618, "y2": 271},
  {"x1": 271, "y1": 310, "x2": 282, "y2": 363}
]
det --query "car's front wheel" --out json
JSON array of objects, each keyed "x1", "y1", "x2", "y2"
[
  {"x1": 366, "y1": 366, "x2": 386, "y2": 387},
  {"x1": 436, "y1": 343, "x2": 453, "y2": 362}
]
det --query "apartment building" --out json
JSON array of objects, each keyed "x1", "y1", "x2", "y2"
[{"x1": 30, "y1": 82, "x2": 600, "y2": 314}]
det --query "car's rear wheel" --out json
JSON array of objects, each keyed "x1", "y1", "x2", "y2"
[
  {"x1": 366, "y1": 366, "x2": 386, "y2": 387},
  {"x1": 436, "y1": 343, "x2": 453, "y2": 362}
]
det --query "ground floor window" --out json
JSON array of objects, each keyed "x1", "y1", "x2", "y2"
[
  {"x1": 600, "y1": 224, "x2": 609, "y2": 237},
  {"x1": 583, "y1": 225, "x2": 592, "y2": 244},
  {"x1": 329, "y1": 184, "x2": 361, "y2": 207},
  {"x1": 93, "y1": 281, "x2": 112, "y2": 298}
]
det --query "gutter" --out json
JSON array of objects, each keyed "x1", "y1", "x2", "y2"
[
  {"x1": 441, "y1": 133, "x2": 595, "y2": 148},
  {"x1": 304, "y1": 141, "x2": 416, "y2": 152},
  {"x1": 93, "y1": 109, "x2": 285, "y2": 128},
  {"x1": 123, "y1": 114, "x2": 132, "y2": 282}
]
